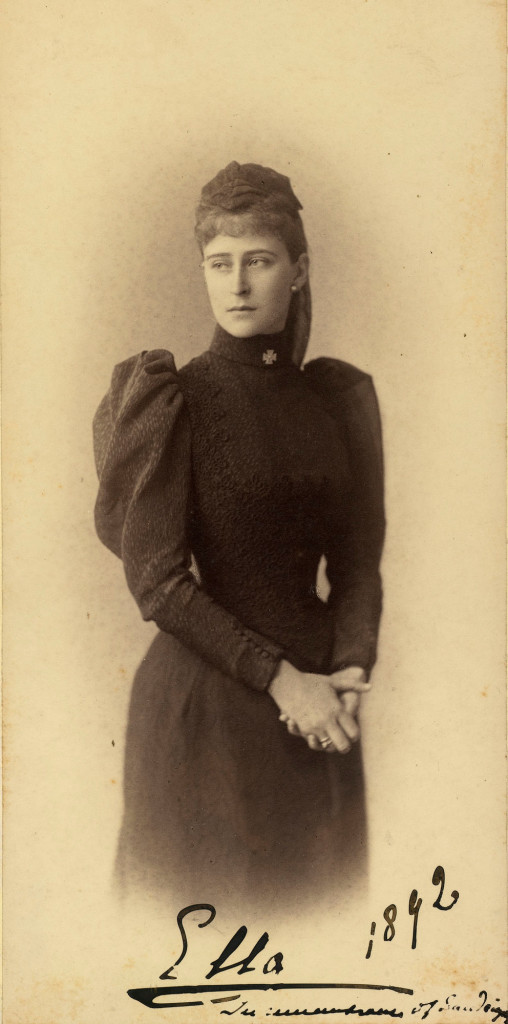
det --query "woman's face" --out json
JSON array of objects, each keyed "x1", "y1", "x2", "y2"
[{"x1": 202, "y1": 232, "x2": 308, "y2": 338}]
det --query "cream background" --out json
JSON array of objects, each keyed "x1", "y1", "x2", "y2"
[{"x1": 2, "y1": 1, "x2": 506, "y2": 1021}]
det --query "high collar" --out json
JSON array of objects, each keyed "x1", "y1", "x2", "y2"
[{"x1": 209, "y1": 323, "x2": 296, "y2": 369}]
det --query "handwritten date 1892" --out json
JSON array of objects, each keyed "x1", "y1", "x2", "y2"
[{"x1": 365, "y1": 865, "x2": 459, "y2": 958}]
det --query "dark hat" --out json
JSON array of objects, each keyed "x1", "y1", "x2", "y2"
[{"x1": 199, "y1": 161, "x2": 303, "y2": 216}]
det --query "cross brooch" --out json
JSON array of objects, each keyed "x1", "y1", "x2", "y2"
[{"x1": 262, "y1": 349, "x2": 277, "y2": 365}]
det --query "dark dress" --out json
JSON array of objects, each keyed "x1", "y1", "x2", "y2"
[{"x1": 93, "y1": 324, "x2": 384, "y2": 913}]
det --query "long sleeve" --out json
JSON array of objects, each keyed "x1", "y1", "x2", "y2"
[
  {"x1": 305, "y1": 358, "x2": 385, "y2": 676},
  {"x1": 93, "y1": 350, "x2": 283, "y2": 691}
]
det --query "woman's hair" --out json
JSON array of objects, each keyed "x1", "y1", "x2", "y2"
[
  {"x1": 195, "y1": 204, "x2": 308, "y2": 263},
  {"x1": 195, "y1": 161, "x2": 308, "y2": 262}
]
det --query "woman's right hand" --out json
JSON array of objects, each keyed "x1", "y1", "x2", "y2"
[{"x1": 268, "y1": 659, "x2": 371, "y2": 754}]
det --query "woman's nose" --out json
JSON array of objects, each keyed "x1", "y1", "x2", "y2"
[{"x1": 231, "y1": 263, "x2": 250, "y2": 295}]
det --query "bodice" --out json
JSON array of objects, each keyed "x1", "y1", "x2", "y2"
[
  {"x1": 177, "y1": 326, "x2": 353, "y2": 670},
  {"x1": 93, "y1": 329, "x2": 384, "y2": 690}
]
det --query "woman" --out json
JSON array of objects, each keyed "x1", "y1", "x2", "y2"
[{"x1": 93, "y1": 161, "x2": 385, "y2": 914}]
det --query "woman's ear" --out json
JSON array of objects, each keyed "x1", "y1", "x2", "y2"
[{"x1": 293, "y1": 252, "x2": 309, "y2": 291}]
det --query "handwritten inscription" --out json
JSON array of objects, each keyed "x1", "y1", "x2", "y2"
[
  {"x1": 128, "y1": 903, "x2": 413, "y2": 1010},
  {"x1": 365, "y1": 865, "x2": 459, "y2": 958},
  {"x1": 221, "y1": 995, "x2": 508, "y2": 1019},
  {"x1": 411, "y1": 991, "x2": 507, "y2": 1022},
  {"x1": 159, "y1": 903, "x2": 284, "y2": 982},
  {"x1": 128, "y1": 987, "x2": 508, "y2": 1021},
  {"x1": 125, "y1": 874, "x2": 506, "y2": 1021},
  {"x1": 219, "y1": 993, "x2": 508, "y2": 1020},
  {"x1": 221, "y1": 1000, "x2": 405, "y2": 1017}
]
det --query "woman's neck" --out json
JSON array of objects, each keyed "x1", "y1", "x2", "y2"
[{"x1": 209, "y1": 323, "x2": 296, "y2": 368}]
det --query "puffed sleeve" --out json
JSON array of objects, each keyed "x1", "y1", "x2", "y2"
[
  {"x1": 305, "y1": 357, "x2": 385, "y2": 677},
  {"x1": 93, "y1": 350, "x2": 283, "y2": 691}
]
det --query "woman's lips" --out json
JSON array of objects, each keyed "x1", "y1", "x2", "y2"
[{"x1": 228, "y1": 308, "x2": 257, "y2": 319}]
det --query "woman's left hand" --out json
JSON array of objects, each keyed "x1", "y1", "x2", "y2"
[{"x1": 280, "y1": 666, "x2": 369, "y2": 752}]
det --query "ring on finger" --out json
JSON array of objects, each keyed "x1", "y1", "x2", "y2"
[{"x1": 319, "y1": 736, "x2": 333, "y2": 749}]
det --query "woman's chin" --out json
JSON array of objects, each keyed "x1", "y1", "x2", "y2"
[{"x1": 217, "y1": 317, "x2": 282, "y2": 339}]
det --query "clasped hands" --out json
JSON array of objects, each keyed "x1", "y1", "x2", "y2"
[{"x1": 268, "y1": 660, "x2": 370, "y2": 755}]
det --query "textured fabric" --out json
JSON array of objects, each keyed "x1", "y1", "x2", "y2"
[{"x1": 93, "y1": 327, "x2": 385, "y2": 909}]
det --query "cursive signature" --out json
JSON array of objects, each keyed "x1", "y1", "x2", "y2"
[{"x1": 125, "y1": 901, "x2": 506, "y2": 1021}]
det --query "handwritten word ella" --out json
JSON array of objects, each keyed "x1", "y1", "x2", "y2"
[{"x1": 159, "y1": 904, "x2": 284, "y2": 982}]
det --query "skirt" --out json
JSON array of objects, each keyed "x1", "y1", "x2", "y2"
[{"x1": 115, "y1": 630, "x2": 367, "y2": 915}]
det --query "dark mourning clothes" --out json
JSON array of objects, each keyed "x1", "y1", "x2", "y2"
[{"x1": 93, "y1": 325, "x2": 384, "y2": 911}]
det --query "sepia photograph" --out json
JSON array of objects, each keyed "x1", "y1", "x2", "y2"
[
  {"x1": 2, "y1": 2, "x2": 506, "y2": 1022},
  {"x1": 93, "y1": 157, "x2": 385, "y2": 917}
]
